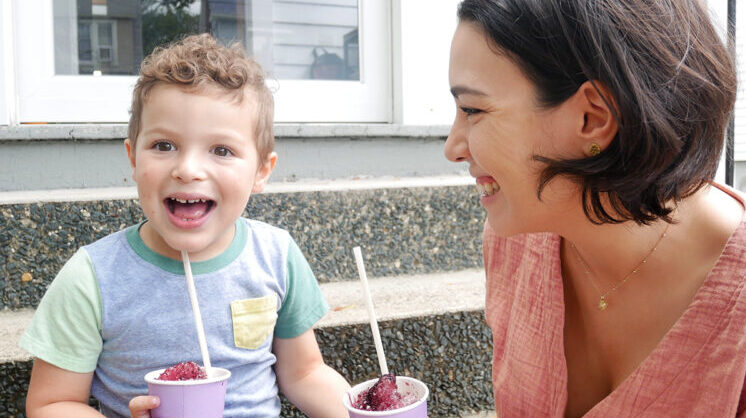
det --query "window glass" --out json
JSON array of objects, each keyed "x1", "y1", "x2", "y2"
[
  {"x1": 78, "y1": 22, "x2": 92, "y2": 62},
  {"x1": 53, "y1": 0, "x2": 360, "y2": 81}
]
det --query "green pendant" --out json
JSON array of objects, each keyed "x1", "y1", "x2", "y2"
[{"x1": 598, "y1": 297, "x2": 608, "y2": 311}]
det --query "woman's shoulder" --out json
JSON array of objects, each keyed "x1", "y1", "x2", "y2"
[
  {"x1": 482, "y1": 222, "x2": 559, "y2": 270},
  {"x1": 693, "y1": 184, "x2": 746, "y2": 272}
]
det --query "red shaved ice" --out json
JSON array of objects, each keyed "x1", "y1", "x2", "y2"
[
  {"x1": 157, "y1": 361, "x2": 207, "y2": 381},
  {"x1": 352, "y1": 374, "x2": 417, "y2": 411}
]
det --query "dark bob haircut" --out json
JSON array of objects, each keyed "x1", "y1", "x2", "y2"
[{"x1": 458, "y1": 0, "x2": 737, "y2": 224}]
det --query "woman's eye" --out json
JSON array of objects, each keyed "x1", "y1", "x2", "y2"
[
  {"x1": 213, "y1": 146, "x2": 233, "y2": 157},
  {"x1": 460, "y1": 107, "x2": 482, "y2": 116},
  {"x1": 154, "y1": 141, "x2": 174, "y2": 152}
]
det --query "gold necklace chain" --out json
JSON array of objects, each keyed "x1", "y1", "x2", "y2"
[{"x1": 570, "y1": 223, "x2": 670, "y2": 311}]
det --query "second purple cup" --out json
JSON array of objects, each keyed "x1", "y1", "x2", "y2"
[{"x1": 343, "y1": 376, "x2": 429, "y2": 418}]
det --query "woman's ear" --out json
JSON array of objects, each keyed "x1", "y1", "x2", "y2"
[{"x1": 572, "y1": 80, "x2": 619, "y2": 156}]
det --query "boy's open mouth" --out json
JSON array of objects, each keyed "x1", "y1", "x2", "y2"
[{"x1": 165, "y1": 197, "x2": 215, "y2": 220}]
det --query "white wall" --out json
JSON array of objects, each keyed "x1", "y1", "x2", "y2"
[
  {"x1": 0, "y1": 1, "x2": 11, "y2": 126},
  {"x1": 394, "y1": 0, "x2": 460, "y2": 126}
]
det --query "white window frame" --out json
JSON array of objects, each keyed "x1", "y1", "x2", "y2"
[{"x1": 11, "y1": 0, "x2": 391, "y2": 124}]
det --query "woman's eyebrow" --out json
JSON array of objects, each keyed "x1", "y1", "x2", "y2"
[{"x1": 450, "y1": 85, "x2": 488, "y2": 98}]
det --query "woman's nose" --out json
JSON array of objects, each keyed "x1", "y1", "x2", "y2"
[{"x1": 444, "y1": 119, "x2": 470, "y2": 162}]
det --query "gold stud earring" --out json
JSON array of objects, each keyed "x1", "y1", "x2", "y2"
[{"x1": 588, "y1": 143, "x2": 601, "y2": 157}]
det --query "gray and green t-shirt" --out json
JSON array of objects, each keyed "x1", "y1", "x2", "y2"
[{"x1": 19, "y1": 218, "x2": 328, "y2": 418}]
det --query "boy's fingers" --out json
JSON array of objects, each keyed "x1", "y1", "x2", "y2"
[{"x1": 129, "y1": 395, "x2": 159, "y2": 418}]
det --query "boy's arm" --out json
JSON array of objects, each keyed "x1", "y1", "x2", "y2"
[
  {"x1": 25, "y1": 358, "x2": 103, "y2": 418},
  {"x1": 27, "y1": 359, "x2": 159, "y2": 418},
  {"x1": 273, "y1": 329, "x2": 351, "y2": 418}
]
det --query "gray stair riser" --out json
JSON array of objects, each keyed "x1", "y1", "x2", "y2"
[
  {"x1": 0, "y1": 136, "x2": 458, "y2": 192},
  {"x1": 0, "y1": 186, "x2": 484, "y2": 310},
  {"x1": 0, "y1": 311, "x2": 494, "y2": 418}
]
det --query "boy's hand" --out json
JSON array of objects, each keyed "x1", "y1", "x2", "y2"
[
  {"x1": 274, "y1": 329, "x2": 351, "y2": 417},
  {"x1": 128, "y1": 395, "x2": 159, "y2": 418}
]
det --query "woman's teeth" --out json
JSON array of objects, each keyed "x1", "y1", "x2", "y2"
[{"x1": 476, "y1": 181, "x2": 499, "y2": 197}]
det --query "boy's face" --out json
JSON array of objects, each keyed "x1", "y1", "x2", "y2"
[{"x1": 125, "y1": 84, "x2": 276, "y2": 261}]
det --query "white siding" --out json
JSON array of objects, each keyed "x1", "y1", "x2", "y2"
[
  {"x1": 273, "y1": 23, "x2": 354, "y2": 46},
  {"x1": 271, "y1": 0, "x2": 358, "y2": 80}
]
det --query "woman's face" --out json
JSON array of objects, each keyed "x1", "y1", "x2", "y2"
[{"x1": 445, "y1": 22, "x2": 580, "y2": 236}]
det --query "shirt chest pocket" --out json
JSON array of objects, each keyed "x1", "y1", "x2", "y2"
[{"x1": 230, "y1": 295, "x2": 278, "y2": 350}]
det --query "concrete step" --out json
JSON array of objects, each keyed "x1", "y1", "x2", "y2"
[
  {"x1": 0, "y1": 124, "x2": 458, "y2": 192},
  {"x1": 0, "y1": 176, "x2": 485, "y2": 311},
  {"x1": 0, "y1": 270, "x2": 495, "y2": 417},
  {"x1": 0, "y1": 269, "x2": 487, "y2": 363}
]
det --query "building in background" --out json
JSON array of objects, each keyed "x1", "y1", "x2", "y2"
[{"x1": 0, "y1": 0, "x2": 744, "y2": 192}]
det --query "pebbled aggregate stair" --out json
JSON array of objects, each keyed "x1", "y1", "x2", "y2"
[{"x1": 0, "y1": 177, "x2": 494, "y2": 417}]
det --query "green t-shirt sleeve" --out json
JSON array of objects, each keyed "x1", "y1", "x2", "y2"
[
  {"x1": 18, "y1": 248, "x2": 103, "y2": 373},
  {"x1": 274, "y1": 238, "x2": 329, "y2": 339}
]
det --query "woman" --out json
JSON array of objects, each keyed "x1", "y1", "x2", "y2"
[{"x1": 444, "y1": 0, "x2": 746, "y2": 416}]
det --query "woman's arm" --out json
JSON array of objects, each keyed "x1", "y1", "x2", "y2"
[
  {"x1": 273, "y1": 329, "x2": 351, "y2": 418},
  {"x1": 25, "y1": 358, "x2": 104, "y2": 418}
]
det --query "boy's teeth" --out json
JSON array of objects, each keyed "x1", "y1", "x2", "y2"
[{"x1": 173, "y1": 198, "x2": 206, "y2": 203}]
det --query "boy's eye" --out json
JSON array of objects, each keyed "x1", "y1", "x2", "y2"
[
  {"x1": 212, "y1": 146, "x2": 233, "y2": 157},
  {"x1": 154, "y1": 141, "x2": 174, "y2": 152}
]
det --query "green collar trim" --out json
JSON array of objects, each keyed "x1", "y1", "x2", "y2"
[{"x1": 125, "y1": 219, "x2": 246, "y2": 275}]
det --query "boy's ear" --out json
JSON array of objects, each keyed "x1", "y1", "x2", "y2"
[
  {"x1": 252, "y1": 152, "x2": 277, "y2": 193},
  {"x1": 124, "y1": 139, "x2": 136, "y2": 168},
  {"x1": 569, "y1": 80, "x2": 619, "y2": 156}
]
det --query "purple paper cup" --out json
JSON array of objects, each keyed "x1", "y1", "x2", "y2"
[
  {"x1": 145, "y1": 367, "x2": 231, "y2": 418},
  {"x1": 343, "y1": 376, "x2": 429, "y2": 418}
]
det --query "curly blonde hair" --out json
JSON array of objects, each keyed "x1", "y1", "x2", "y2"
[{"x1": 128, "y1": 33, "x2": 274, "y2": 162}]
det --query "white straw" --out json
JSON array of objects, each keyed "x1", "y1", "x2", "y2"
[
  {"x1": 353, "y1": 246, "x2": 389, "y2": 375},
  {"x1": 181, "y1": 250, "x2": 212, "y2": 376}
]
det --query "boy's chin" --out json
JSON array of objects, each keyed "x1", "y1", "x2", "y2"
[
  {"x1": 166, "y1": 241, "x2": 206, "y2": 257},
  {"x1": 143, "y1": 219, "x2": 236, "y2": 260},
  {"x1": 164, "y1": 236, "x2": 227, "y2": 261}
]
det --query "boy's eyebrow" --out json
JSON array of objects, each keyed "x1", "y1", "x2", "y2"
[
  {"x1": 141, "y1": 126, "x2": 247, "y2": 143},
  {"x1": 450, "y1": 85, "x2": 488, "y2": 98},
  {"x1": 141, "y1": 126, "x2": 178, "y2": 137}
]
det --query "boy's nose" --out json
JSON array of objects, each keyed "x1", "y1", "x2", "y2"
[
  {"x1": 444, "y1": 118, "x2": 470, "y2": 163},
  {"x1": 172, "y1": 152, "x2": 207, "y2": 182}
]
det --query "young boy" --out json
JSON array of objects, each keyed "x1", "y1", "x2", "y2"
[{"x1": 20, "y1": 34, "x2": 350, "y2": 418}]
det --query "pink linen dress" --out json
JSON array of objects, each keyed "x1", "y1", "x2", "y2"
[{"x1": 483, "y1": 186, "x2": 746, "y2": 417}]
